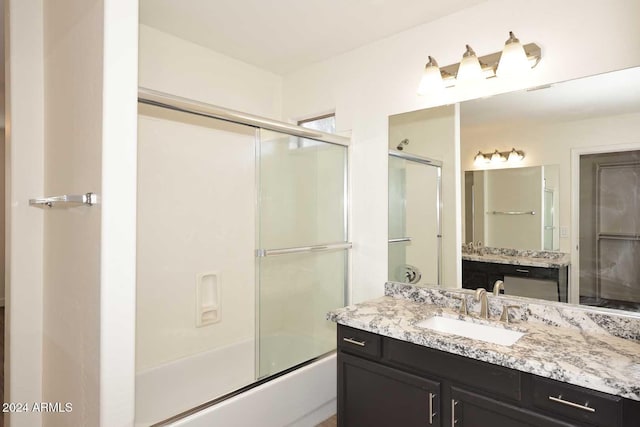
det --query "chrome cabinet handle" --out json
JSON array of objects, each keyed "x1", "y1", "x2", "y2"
[
  {"x1": 451, "y1": 399, "x2": 458, "y2": 426},
  {"x1": 515, "y1": 268, "x2": 530, "y2": 273},
  {"x1": 342, "y1": 337, "x2": 366, "y2": 347},
  {"x1": 428, "y1": 392, "x2": 437, "y2": 424},
  {"x1": 548, "y1": 395, "x2": 596, "y2": 413}
]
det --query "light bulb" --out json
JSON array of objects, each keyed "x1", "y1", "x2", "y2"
[
  {"x1": 456, "y1": 45, "x2": 484, "y2": 84},
  {"x1": 496, "y1": 32, "x2": 531, "y2": 78},
  {"x1": 474, "y1": 151, "x2": 489, "y2": 166},
  {"x1": 417, "y1": 56, "x2": 445, "y2": 96},
  {"x1": 491, "y1": 150, "x2": 506, "y2": 163},
  {"x1": 508, "y1": 148, "x2": 524, "y2": 162}
]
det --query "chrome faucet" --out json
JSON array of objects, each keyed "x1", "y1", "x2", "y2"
[
  {"x1": 474, "y1": 288, "x2": 489, "y2": 319},
  {"x1": 493, "y1": 280, "x2": 504, "y2": 296}
]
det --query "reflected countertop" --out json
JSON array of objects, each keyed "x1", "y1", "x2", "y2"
[
  {"x1": 462, "y1": 247, "x2": 571, "y2": 268},
  {"x1": 328, "y1": 283, "x2": 640, "y2": 401}
]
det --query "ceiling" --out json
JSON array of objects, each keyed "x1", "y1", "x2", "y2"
[{"x1": 139, "y1": 0, "x2": 487, "y2": 75}]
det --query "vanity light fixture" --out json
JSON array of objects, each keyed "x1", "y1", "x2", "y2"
[
  {"x1": 417, "y1": 32, "x2": 541, "y2": 95},
  {"x1": 474, "y1": 148, "x2": 525, "y2": 166}
]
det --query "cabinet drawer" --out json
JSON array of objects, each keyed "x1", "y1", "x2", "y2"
[
  {"x1": 499, "y1": 263, "x2": 558, "y2": 280},
  {"x1": 338, "y1": 325, "x2": 381, "y2": 359},
  {"x1": 384, "y1": 337, "x2": 521, "y2": 401},
  {"x1": 532, "y1": 376, "x2": 623, "y2": 426}
]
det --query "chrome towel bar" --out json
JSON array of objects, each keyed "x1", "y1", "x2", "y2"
[
  {"x1": 256, "y1": 242, "x2": 352, "y2": 257},
  {"x1": 29, "y1": 193, "x2": 98, "y2": 208}
]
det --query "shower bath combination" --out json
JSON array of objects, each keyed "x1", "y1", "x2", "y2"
[{"x1": 135, "y1": 88, "x2": 350, "y2": 426}]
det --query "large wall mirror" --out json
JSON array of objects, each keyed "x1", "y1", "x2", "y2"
[{"x1": 389, "y1": 66, "x2": 640, "y2": 315}]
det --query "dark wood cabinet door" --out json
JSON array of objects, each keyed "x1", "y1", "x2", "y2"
[
  {"x1": 338, "y1": 352, "x2": 441, "y2": 427},
  {"x1": 451, "y1": 387, "x2": 578, "y2": 427}
]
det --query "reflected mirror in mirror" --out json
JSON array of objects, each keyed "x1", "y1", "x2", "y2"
[{"x1": 464, "y1": 165, "x2": 560, "y2": 251}]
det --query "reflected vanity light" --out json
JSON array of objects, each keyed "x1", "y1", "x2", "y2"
[
  {"x1": 474, "y1": 151, "x2": 490, "y2": 166},
  {"x1": 417, "y1": 31, "x2": 541, "y2": 95},
  {"x1": 474, "y1": 148, "x2": 525, "y2": 166},
  {"x1": 491, "y1": 149, "x2": 507, "y2": 163},
  {"x1": 507, "y1": 147, "x2": 525, "y2": 162}
]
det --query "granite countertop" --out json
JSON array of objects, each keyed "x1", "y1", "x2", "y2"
[
  {"x1": 462, "y1": 248, "x2": 571, "y2": 268},
  {"x1": 328, "y1": 290, "x2": 640, "y2": 401}
]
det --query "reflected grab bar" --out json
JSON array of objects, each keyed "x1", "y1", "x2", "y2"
[
  {"x1": 388, "y1": 237, "x2": 412, "y2": 244},
  {"x1": 256, "y1": 242, "x2": 352, "y2": 257},
  {"x1": 487, "y1": 210, "x2": 536, "y2": 215}
]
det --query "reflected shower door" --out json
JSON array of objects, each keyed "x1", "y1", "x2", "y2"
[
  {"x1": 257, "y1": 130, "x2": 348, "y2": 378},
  {"x1": 388, "y1": 154, "x2": 441, "y2": 285}
]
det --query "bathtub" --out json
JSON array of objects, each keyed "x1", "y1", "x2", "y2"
[
  {"x1": 135, "y1": 335, "x2": 336, "y2": 426},
  {"x1": 171, "y1": 354, "x2": 336, "y2": 427},
  {"x1": 135, "y1": 338, "x2": 255, "y2": 426}
]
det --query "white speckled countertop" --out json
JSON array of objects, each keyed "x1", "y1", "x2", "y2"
[{"x1": 328, "y1": 283, "x2": 640, "y2": 401}]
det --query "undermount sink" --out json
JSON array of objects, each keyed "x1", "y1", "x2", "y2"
[{"x1": 415, "y1": 315, "x2": 525, "y2": 346}]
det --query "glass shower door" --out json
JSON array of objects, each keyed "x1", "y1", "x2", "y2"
[{"x1": 257, "y1": 130, "x2": 348, "y2": 378}]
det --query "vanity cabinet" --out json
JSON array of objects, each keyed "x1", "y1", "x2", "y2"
[
  {"x1": 340, "y1": 353, "x2": 441, "y2": 426},
  {"x1": 337, "y1": 324, "x2": 640, "y2": 427},
  {"x1": 462, "y1": 259, "x2": 568, "y2": 302}
]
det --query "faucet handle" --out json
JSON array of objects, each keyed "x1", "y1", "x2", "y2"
[
  {"x1": 452, "y1": 295, "x2": 467, "y2": 315},
  {"x1": 500, "y1": 305, "x2": 522, "y2": 323}
]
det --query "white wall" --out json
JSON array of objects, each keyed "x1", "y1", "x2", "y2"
[
  {"x1": 139, "y1": 24, "x2": 283, "y2": 119},
  {"x1": 42, "y1": 2, "x2": 104, "y2": 424},
  {"x1": 282, "y1": 0, "x2": 640, "y2": 299},
  {"x1": 100, "y1": 1, "x2": 138, "y2": 425},
  {"x1": 5, "y1": 1, "x2": 44, "y2": 426},
  {"x1": 461, "y1": 111, "x2": 640, "y2": 253}
]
